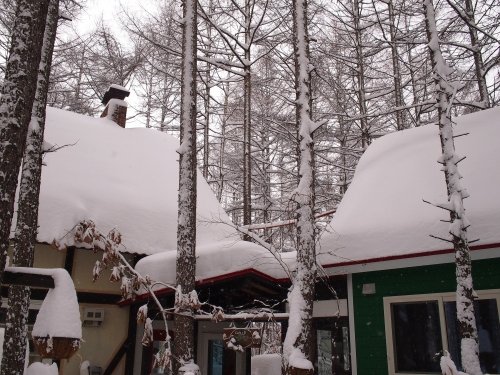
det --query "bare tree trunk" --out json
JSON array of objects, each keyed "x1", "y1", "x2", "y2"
[
  {"x1": 0, "y1": 0, "x2": 49, "y2": 286},
  {"x1": 387, "y1": 0, "x2": 406, "y2": 130},
  {"x1": 202, "y1": 0, "x2": 214, "y2": 179},
  {"x1": 283, "y1": 0, "x2": 316, "y2": 372},
  {"x1": 217, "y1": 82, "x2": 229, "y2": 202},
  {"x1": 424, "y1": 1, "x2": 481, "y2": 373},
  {"x1": 173, "y1": 0, "x2": 198, "y2": 371},
  {"x1": 1, "y1": 1, "x2": 58, "y2": 373},
  {"x1": 352, "y1": 0, "x2": 369, "y2": 147},
  {"x1": 242, "y1": 0, "x2": 252, "y2": 239},
  {"x1": 464, "y1": 0, "x2": 490, "y2": 108}
]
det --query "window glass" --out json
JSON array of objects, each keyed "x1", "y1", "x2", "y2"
[
  {"x1": 444, "y1": 299, "x2": 500, "y2": 374},
  {"x1": 391, "y1": 301, "x2": 442, "y2": 372}
]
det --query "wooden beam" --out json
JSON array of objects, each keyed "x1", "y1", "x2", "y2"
[{"x1": 3, "y1": 270, "x2": 54, "y2": 289}]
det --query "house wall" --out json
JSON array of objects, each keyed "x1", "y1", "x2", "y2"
[
  {"x1": 31, "y1": 244, "x2": 129, "y2": 375},
  {"x1": 61, "y1": 303, "x2": 129, "y2": 375},
  {"x1": 351, "y1": 257, "x2": 500, "y2": 375}
]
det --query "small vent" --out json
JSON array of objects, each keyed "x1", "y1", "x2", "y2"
[{"x1": 83, "y1": 308, "x2": 104, "y2": 327}]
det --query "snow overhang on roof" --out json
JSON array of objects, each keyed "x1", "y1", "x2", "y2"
[{"x1": 318, "y1": 106, "x2": 500, "y2": 266}]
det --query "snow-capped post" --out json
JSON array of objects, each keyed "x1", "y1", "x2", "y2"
[
  {"x1": 282, "y1": 0, "x2": 317, "y2": 373},
  {"x1": 0, "y1": 0, "x2": 50, "y2": 286},
  {"x1": 174, "y1": 0, "x2": 200, "y2": 372},
  {"x1": 3, "y1": 267, "x2": 82, "y2": 360},
  {"x1": 1, "y1": 1, "x2": 60, "y2": 373},
  {"x1": 423, "y1": 1, "x2": 481, "y2": 374}
]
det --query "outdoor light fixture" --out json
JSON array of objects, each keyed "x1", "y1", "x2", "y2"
[{"x1": 362, "y1": 283, "x2": 376, "y2": 295}]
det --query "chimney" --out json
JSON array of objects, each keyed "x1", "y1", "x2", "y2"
[{"x1": 100, "y1": 84, "x2": 130, "y2": 128}]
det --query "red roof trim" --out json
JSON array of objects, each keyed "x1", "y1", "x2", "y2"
[
  {"x1": 119, "y1": 242, "x2": 500, "y2": 306},
  {"x1": 321, "y1": 242, "x2": 500, "y2": 269}
]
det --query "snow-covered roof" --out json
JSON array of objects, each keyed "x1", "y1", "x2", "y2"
[
  {"x1": 135, "y1": 240, "x2": 289, "y2": 286},
  {"x1": 35, "y1": 107, "x2": 238, "y2": 255},
  {"x1": 318, "y1": 106, "x2": 500, "y2": 266}
]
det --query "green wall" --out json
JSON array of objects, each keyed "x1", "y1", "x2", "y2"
[{"x1": 352, "y1": 257, "x2": 500, "y2": 375}]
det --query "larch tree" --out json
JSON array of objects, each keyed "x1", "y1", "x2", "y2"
[
  {"x1": 0, "y1": 0, "x2": 49, "y2": 285},
  {"x1": 173, "y1": 0, "x2": 199, "y2": 372},
  {"x1": 424, "y1": 0, "x2": 481, "y2": 374},
  {"x1": 0, "y1": 0, "x2": 59, "y2": 373},
  {"x1": 282, "y1": 0, "x2": 317, "y2": 373}
]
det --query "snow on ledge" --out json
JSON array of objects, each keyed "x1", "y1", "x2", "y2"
[{"x1": 6, "y1": 267, "x2": 82, "y2": 339}]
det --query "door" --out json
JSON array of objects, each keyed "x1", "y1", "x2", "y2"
[{"x1": 199, "y1": 333, "x2": 246, "y2": 375}]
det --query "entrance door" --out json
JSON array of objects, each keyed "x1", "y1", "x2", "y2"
[{"x1": 199, "y1": 333, "x2": 246, "y2": 375}]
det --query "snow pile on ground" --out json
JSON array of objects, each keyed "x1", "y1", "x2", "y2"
[
  {"x1": 25, "y1": 362, "x2": 58, "y2": 375},
  {"x1": 251, "y1": 353, "x2": 281, "y2": 375},
  {"x1": 179, "y1": 361, "x2": 200, "y2": 375},
  {"x1": 34, "y1": 107, "x2": 236, "y2": 255},
  {"x1": 18, "y1": 268, "x2": 82, "y2": 339},
  {"x1": 319, "y1": 106, "x2": 500, "y2": 265},
  {"x1": 80, "y1": 360, "x2": 90, "y2": 375}
]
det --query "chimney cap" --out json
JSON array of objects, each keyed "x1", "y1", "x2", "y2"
[{"x1": 102, "y1": 84, "x2": 130, "y2": 105}]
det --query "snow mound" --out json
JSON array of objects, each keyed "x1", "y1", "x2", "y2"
[
  {"x1": 25, "y1": 363, "x2": 58, "y2": 375},
  {"x1": 251, "y1": 353, "x2": 281, "y2": 375}
]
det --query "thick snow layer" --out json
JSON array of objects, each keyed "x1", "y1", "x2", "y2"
[
  {"x1": 318, "y1": 107, "x2": 500, "y2": 265},
  {"x1": 135, "y1": 240, "x2": 289, "y2": 286},
  {"x1": 35, "y1": 107, "x2": 236, "y2": 255},
  {"x1": 251, "y1": 353, "x2": 281, "y2": 375},
  {"x1": 13, "y1": 267, "x2": 83, "y2": 339},
  {"x1": 25, "y1": 363, "x2": 58, "y2": 375}
]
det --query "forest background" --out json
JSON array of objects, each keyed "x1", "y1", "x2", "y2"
[{"x1": 0, "y1": 0, "x2": 497, "y2": 250}]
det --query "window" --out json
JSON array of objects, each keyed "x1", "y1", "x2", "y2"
[{"x1": 384, "y1": 290, "x2": 500, "y2": 375}]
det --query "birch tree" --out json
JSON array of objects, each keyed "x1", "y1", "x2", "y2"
[
  {"x1": 0, "y1": 0, "x2": 49, "y2": 285},
  {"x1": 173, "y1": 0, "x2": 199, "y2": 372},
  {"x1": 282, "y1": 0, "x2": 317, "y2": 372},
  {"x1": 424, "y1": 0, "x2": 481, "y2": 373},
  {"x1": 1, "y1": 1, "x2": 59, "y2": 373}
]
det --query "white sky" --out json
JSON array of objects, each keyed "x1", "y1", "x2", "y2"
[{"x1": 71, "y1": 0, "x2": 156, "y2": 127}]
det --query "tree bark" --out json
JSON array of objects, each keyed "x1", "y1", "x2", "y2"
[
  {"x1": 1, "y1": 1, "x2": 58, "y2": 373},
  {"x1": 464, "y1": 0, "x2": 490, "y2": 108},
  {"x1": 283, "y1": 0, "x2": 317, "y2": 372},
  {"x1": 352, "y1": 0, "x2": 369, "y2": 147},
  {"x1": 242, "y1": 0, "x2": 252, "y2": 238},
  {"x1": 387, "y1": 0, "x2": 406, "y2": 130},
  {"x1": 174, "y1": 0, "x2": 198, "y2": 371},
  {"x1": 424, "y1": 1, "x2": 481, "y2": 373},
  {"x1": 0, "y1": 0, "x2": 50, "y2": 286}
]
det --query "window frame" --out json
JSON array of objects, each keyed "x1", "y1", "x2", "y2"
[{"x1": 383, "y1": 289, "x2": 500, "y2": 375}]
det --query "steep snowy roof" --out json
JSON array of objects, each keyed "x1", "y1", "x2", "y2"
[
  {"x1": 35, "y1": 107, "x2": 236, "y2": 255},
  {"x1": 318, "y1": 106, "x2": 500, "y2": 266}
]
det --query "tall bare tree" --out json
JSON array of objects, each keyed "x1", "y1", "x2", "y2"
[
  {"x1": 282, "y1": 0, "x2": 317, "y2": 373},
  {"x1": 0, "y1": 0, "x2": 49, "y2": 285},
  {"x1": 173, "y1": 0, "x2": 199, "y2": 372},
  {"x1": 424, "y1": 0, "x2": 481, "y2": 373},
  {"x1": 1, "y1": 0, "x2": 59, "y2": 373}
]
